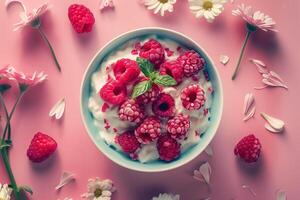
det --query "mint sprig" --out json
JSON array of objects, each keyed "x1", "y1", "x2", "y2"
[
  {"x1": 132, "y1": 57, "x2": 177, "y2": 99},
  {"x1": 131, "y1": 80, "x2": 152, "y2": 99}
]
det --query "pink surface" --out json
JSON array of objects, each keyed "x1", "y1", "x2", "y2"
[{"x1": 0, "y1": 0, "x2": 300, "y2": 199}]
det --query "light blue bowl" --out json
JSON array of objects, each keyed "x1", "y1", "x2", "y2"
[{"x1": 80, "y1": 28, "x2": 223, "y2": 172}]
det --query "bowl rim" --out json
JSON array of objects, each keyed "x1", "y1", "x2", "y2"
[{"x1": 80, "y1": 27, "x2": 223, "y2": 172}]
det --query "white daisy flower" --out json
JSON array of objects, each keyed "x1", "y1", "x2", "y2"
[
  {"x1": 152, "y1": 193, "x2": 180, "y2": 200},
  {"x1": 189, "y1": 0, "x2": 227, "y2": 22},
  {"x1": 232, "y1": 4, "x2": 277, "y2": 32},
  {"x1": 0, "y1": 183, "x2": 12, "y2": 200},
  {"x1": 143, "y1": 0, "x2": 177, "y2": 16},
  {"x1": 81, "y1": 178, "x2": 116, "y2": 200},
  {"x1": 49, "y1": 98, "x2": 66, "y2": 120}
]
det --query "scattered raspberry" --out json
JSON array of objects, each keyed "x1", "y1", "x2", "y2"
[
  {"x1": 101, "y1": 103, "x2": 110, "y2": 112},
  {"x1": 68, "y1": 4, "x2": 95, "y2": 33},
  {"x1": 177, "y1": 50, "x2": 205, "y2": 77},
  {"x1": 152, "y1": 93, "x2": 175, "y2": 118},
  {"x1": 160, "y1": 61, "x2": 184, "y2": 84},
  {"x1": 27, "y1": 132, "x2": 57, "y2": 163},
  {"x1": 157, "y1": 135, "x2": 181, "y2": 162},
  {"x1": 165, "y1": 48, "x2": 174, "y2": 57},
  {"x1": 167, "y1": 114, "x2": 190, "y2": 139},
  {"x1": 112, "y1": 59, "x2": 140, "y2": 84},
  {"x1": 118, "y1": 99, "x2": 145, "y2": 123},
  {"x1": 135, "y1": 77, "x2": 161, "y2": 104},
  {"x1": 135, "y1": 117, "x2": 161, "y2": 144},
  {"x1": 139, "y1": 39, "x2": 165, "y2": 67},
  {"x1": 115, "y1": 131, "x2": 141, "y2": 154},
  {"x1": 181, "y1": 84, "x2": 206, "y2": 110},
  {"x1": 100, "y1": 80, "x2": 127, "y2": 105},
  {"x1": 234, "y1": 134, "x2": 262, "y2": 163}
]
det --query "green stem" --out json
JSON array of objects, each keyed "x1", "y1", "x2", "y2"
[
  {"x1": 1, "y1": 147, "x2": 21, "y2": 200},
  {"x1": 37, "y1": 27, "x2": 61, "y2": 72},
  {"x1": 0, "y1": 94, "x2": 10, "y2": 144},
  {"x1": 231, "y1": 30, "x2": 252, "y2": 80},
  {"x1": 2, "y1": 91, "x2": 24, "y2": 142}
]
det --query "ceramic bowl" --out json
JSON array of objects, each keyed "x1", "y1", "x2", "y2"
[{"x1": 80, "y1": 27, "x2": 223, "y2": 172}]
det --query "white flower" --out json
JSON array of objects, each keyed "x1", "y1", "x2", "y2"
[
  {"x1": 81, "y1": 178, "x2": 116, "y2": 200},
  {"x1": 152, "y1": 193, "x2": 180, "y2": 200},
  {"x1": 0, "y1": 184, "x2": 12, "y2": 200},
  {"x1": 232, "y1": 4, "x2": 277, "y2": 32},
  {"x1": 5, "y1": 0, "x2": 50, "y2": 31},
  {"x1": 189, "y1": 0, "x2": 227, "y2": 22},
  {"x1": 143, "y1": 0, "x2": 177, "y2": 16},
  {"x1": 49, "y1": 98, "x2": 66, "y2": 120}
]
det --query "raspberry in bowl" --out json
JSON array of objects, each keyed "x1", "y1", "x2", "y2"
[{"x1": 81, "y1": 28, "x2": 223, "y2": 172}]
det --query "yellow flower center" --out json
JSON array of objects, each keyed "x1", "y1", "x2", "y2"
[
  {"x1": 159, "y1": 0, "x2": 168, "y2": 3},
  {"x1": 94, "y1": 188, "x2": 102, "y2": 197},
  {"x1": 203, "y1": 1, "x2": 213, "y2": 10}
]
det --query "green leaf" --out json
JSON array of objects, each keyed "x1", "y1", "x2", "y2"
[
  {"x1": 131, "y1": 80, "x2": 152, "y2": 99},
  {"x1": 149, "y1": 71, "x2": 159, "y2": 81},
  {"x1": 153, "y1": 74, "x2": 177, "y2": 87},
  {"x1": 19, "y1": 185, "x2": 33, "y2": 195},
  {"x1": 136, "y1": 57, "x2": 154, "y2": 77}
]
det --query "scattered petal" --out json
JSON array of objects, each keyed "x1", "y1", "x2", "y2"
[
  {"x1": 264, "y1": 123, "x2": 282, "y2": 133},
  {"x1": 262, "y1": 78, "x2": 288, "y2": 90},
  {"x1": 193, "y1": 162, "x2": 212, "y2": 184},
  {"x1": 55, "y1": 172, "x2": 75, "y2": 190},
  {"x1": 152, "y1": 193, "x2": 180, "y2": 200},
  {"x1": 204, "y1": 145, "x2": 213, "y2": 156},
  {"x1": 219, "y1": 55, "x2": 230, "y2": 65},
  {"x1": 99, "y1": 0, "x2": 114, "y2": 11},
  {"x1": 277, "y1": 190, "x2": 287, "y2": 200},
  {"x1": 49, "y1": 98, "x2": 66, "y2": 120},
  {"x1": 254, "y1": 85, "x2": 268, "y2": 90},
  {"x1": 243, "y1": 106, "x2": 255, "y2": 121},
  {"x1": 243, "y1": 93, "x2": 255, "y2": 115},
  {"x1": 242, "y1": 185, "x2": 256, "y2": 197},
  {"x1": 250, "y1": 58, "x2": 266, "y2": 68},
  {"x1": 5, "y1": 0, "x2": 27, "y2": 12},
  {"x1": 261, "y1": 112, "x2": 284, "y2": 132}
]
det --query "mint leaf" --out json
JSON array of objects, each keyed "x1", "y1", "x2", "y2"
[
  {"x1": 136, "y1": 57, "x2": 154, "y2": 77},
  {"x1": 149, "y1": 71, "x2": 159, "y2": 81},
  {"x1": 153, "y1": 74, "x2": 177, "y2": 86},
  {"x1": 131, "y1": 80, "x2": 152, "y2": 99}
]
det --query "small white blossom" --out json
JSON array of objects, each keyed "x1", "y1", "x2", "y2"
[
  {"x1": 0, "y1": 183, "x2": 12, "y2": 200},
  {"x1": 81, "y1": 178, "x2": 116, "y2": 200},
  {"x1": 143, "y1": 0, "x2": 177, "y2": 16}
]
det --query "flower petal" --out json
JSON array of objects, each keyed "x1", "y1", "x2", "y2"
[
  {"x1": 194, "y1": 162, "x2": 211, "y2": 184},
  {"x1": 243, "y1": 93, "x2": 255, "y2": 115},
  {"x1": 5, "y1": 0, "x2": 27, "y2": 12},
  {"x1": 99, "y1": 0, "x2": 114, "y2": 11},
  {"x1": 261, "y1": 112, "x2": 284, "y2": 132},
  {"x1": 219, "y1": 55, "x2": 230, "y2": 65},
  {"x1": 243, "y1": 106, "x2": 255, "y2": 122},
  {"x1": 55, "y1": 171, "x2": 76, "y2": 190},
  {"x1": 49, "y1": 98, "x2": 66, "y2": 120}
]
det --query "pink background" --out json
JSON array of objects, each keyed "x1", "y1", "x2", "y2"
[{"x1": 1, "y1": 0, "x2": 300, "y2": 199}]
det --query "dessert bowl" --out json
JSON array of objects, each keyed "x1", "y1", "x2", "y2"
[{"x1": 80, "y1": 27, "x2": 223, "y2": 172}]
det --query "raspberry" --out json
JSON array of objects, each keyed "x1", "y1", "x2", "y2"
[
  {"x1": 181, "y1": 84, "x2": 206, "y2": 110},
  {"x1": 100, "y1": 80, "x2": 127, "y2": 105},
  {"x1": 160, "y1": 61, "x2": 184, "y2": 84},
  {"x1": 112, "y1": 59, "x2": 140, "y2": 84},
  {"x1": 157, "y1": 135, "x2": 181, "y2": 162},
  {"x1": 167, "y1": 114, "x2": 190, "y2": 139},
  {"x1": 135, "y1": 77, "x2": 161, "y2": 104},
  {"x1": 115, "y1": 131, "x2": 141, "y2": 154},
  {"x1": 135, "y1": 117, "x2": 161, "y2": 144},
  {"x1": 139, "y1": 39, "x2": 165, "y2": 67},
  {"x1": 152, "y1": 93, "x2": 175, "y2": 118},
  {"x1": 234, "y1": 134, "x2": 262, "y2": 163},
  {"x1": 68, "y1": 4, "x2": 95, "y2": 33},
  {"x1": 177, "y1": 50, "x2": 205, "y2": 77},
  {"x1": 27, "y1": 132, "x2": 57, "y2": 163},
  {"x1": 118, "y1": 99, "x2": 145, "y2": 123}
]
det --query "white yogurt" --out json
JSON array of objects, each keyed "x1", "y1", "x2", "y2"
[{"x1": 88, "y1": 37, "x2": 214, "y2": 163}]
